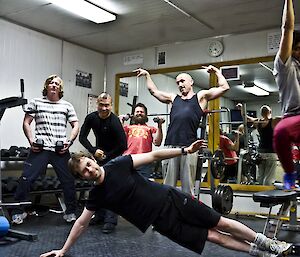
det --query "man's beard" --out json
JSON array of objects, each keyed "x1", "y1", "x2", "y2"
[{"x1": 132, "y1": 115, "x2": 148, "y2": 125}]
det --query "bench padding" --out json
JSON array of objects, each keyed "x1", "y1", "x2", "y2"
[{"x1": 253, "y1": 190, "x2": 298, "y2": 205}]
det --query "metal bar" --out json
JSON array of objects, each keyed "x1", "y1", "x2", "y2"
[
  {"x1": 221, "y1": 106, "x2": 232, "y2": 132},
  {"x1": 206, "y1": 109, "x2": 229, "y2": 113},
  {"x1": 147, "y1": 113, "x2": 170, "y2": 116},
  {"x1": 220, "y1": 121, "x2": 243, "y2": 125},
  {"x1": 7, "y1": 229, "x2": 38, "y2": 241},
  {"x1": 147, "y1": 109, "x2": 229, "y2": 117},
  {"x1": 263, "y1": 206, "x2": 273, "y2": 235},
  {"x1": 241, "y1": 103, "x2": 249, "y2": 150},
  {"x1": 1, "y1": 201, "x2": 32, "y2": 206},
  {"x1": 198, "y1": 155, "x2": 239, "y2": 161},
  {"x1": 237, "y1": 149, "x2": 247, "y2": 184}
]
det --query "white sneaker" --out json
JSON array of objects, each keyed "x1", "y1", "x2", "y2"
[
  {"x1": 63, "y1": 213, "x2": 76, "y2": 223},
  {"x1": 266, "y1": 239, "x2": 292, "y2": 256},
  {"x1": 12, "y1": 212, "x2": 27, "y2": 224},
  {"x1": 258, "y1": 251, "x2": 278, "y2": 257}
]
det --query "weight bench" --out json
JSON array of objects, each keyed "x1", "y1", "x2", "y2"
[{"x1": 253, "y1": 190, "x2": 300, "y2": 238}]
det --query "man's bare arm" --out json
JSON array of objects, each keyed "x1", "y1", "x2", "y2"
[
  {"x1": 153, "y1": 118, "x2": 165, "y2": 146},
  {"x1": 132, "y1": 140, "x2": 206, "y2": 168},
  {"x1": 134, "y1": 68, "x2": 175, "y2": 104},
  {"x1": 279, "y1": 0, "x2": 294, "y2": 63},
  {"x1": 40, "y1": 208, "x2": 94, "y2": 257},
  {"x1": 198, "y1": 65, "x2": 230, "y2": 106}
]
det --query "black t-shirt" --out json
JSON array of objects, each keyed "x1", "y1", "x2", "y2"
[
  {"x1": 85, "y1": 155, "x2": 170, "y2": 232},
  {"x1": 257, "y1": 118, "x2": 274, "y2": 153},
  {"x1": 79, "y1": 111, "x2": 127, "y2": 163}
]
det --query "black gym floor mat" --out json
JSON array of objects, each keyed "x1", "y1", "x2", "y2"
[{"x1": 1, "y1": 212, "x2": 299, "y2": 257}]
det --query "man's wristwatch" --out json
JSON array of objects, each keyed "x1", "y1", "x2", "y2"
[
  {"x1": 181, "y1": 147, "x2": 187, "y2": 155},
  {"x1": 68, "y1": 139, "x2": 74, "y2": 146}
]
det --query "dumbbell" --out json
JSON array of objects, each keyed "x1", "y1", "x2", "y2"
[
  {"x1": 33, "y1": 139, "x2": 44, "y2": 150},
  {"x1": 6, "y1": 177, "x2": 19, "y2": 193},
  {"x1": 31, "y1": 177, "x2": 44, "y2": 191},
  {"x1": 42, "y1": 177, "x2": 55, "y2": 190},
  {"x1": 1, "y1": 179, "x2": 8, "y2": 194},
  {"x1": 53, "y1": 178, "x2": 61, "y2": 189},
  {"x1": 153, "y1": 117, "x2": 165, "y2": 123},
  {"x1": 19, "y1": 147, "x2": 30, "y2": 158},
  {"x1": 1, "y1": 149, "x2": 10, "y2": 158},
  {"x1": 55, "y1": 140, "x2": 64, "y2": 153},
  {"x1": 8, "y1": 146, "x2": 19, "y2": 157}
]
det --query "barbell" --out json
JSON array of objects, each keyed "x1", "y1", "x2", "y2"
[
  {"x1": 198, "y1": 149, "x2": 260, "y2": 180},
  {"x1": 122, "y1": 108, "x2": 228, "y2": 119},
  {"x1": 198, "y1": 149, "x2": 238, "y2": 179}
]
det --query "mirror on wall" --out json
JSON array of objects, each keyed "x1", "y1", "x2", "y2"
[{"x1": 115, "y1": 56, "x2": 282, "y2": 191}]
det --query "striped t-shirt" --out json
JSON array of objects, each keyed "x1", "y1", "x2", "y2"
[{"x1": 27, "y1": 97, "x2": 78, "y2": 151}]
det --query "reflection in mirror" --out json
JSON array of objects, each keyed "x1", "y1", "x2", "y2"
[
  {"x1": 219, "y1": 61, "x2": 283, "y2": 187},
  {"x1": 116, "y1": 57, "x2": 282, "y2": 191},
  {"x1": 178, "y1": 61, "x2": 283, "y2": 187}
]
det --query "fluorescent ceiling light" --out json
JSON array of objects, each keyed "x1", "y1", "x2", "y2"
[
  {"x1": 50, "y1": 0, "x2": 116, "y2": 24},
  {"x1": 243, "y1": 83, "x2": 270, "y2": 96}
]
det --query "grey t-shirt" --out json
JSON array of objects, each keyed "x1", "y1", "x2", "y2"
[{"x1": 273, "y1": 54, "x2": 300, "y2": 116}]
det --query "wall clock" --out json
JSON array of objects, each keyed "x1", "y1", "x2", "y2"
[{"x1": 208, "y1": 40, "x2": 224, "y2": 57}]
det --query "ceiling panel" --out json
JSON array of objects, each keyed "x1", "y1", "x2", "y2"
[{"x1": 1, "y1": 0, "x2": 299, "y2": 54}]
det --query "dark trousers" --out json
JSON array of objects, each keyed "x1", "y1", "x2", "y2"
[
  {"x1": 221, "y1": 162, "x2": 238, "y2": 183},
  {"x1": 14, "y1": 150, "x2": 77, "y2": 214},
  {"x1": 136, "y1": 163, "x2": 154, "y2": 179},
  {"x1": 95, "y1": 209, "x2": 118, "y2": 225}
]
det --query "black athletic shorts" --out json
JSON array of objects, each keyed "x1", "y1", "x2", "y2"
[{"x1": 152, "y1": 188, "x2": 221, "y2": 254}]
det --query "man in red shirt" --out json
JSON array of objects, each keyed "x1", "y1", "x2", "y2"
[
  {"x1": 120, "y1": 103, "x2": 164, "y2": 178},
  {"x1": 219, "y1": 129, "x2": 240, "y2": 183}
]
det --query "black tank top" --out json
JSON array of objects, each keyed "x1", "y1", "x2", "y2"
[
  {"x1": 257, "y1": 118, "x2": 274, "y2": 153},
  {"x1": 165, "y1": 94, "x2": 203, "y2": 146}
]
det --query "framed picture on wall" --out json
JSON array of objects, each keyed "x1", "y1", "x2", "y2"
[
  {"x1": 87, "y1": 94, "x2": 98, "y2": 114},
  {"x1": 119, "y1": 82, "x2": 128, "y2": 97},
  {"x1": 76, "y1": 70, "x2": 92, "y2": 88}
]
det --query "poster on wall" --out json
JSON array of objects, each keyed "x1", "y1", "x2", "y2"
[
  {"x1": 76, "y1": 70, "x2": 92, "y2": 88},
  {"x1": 267, "y1": 31, "x2": 281, "y2": 54},
  {"x1": 119, "y1": 82, "x2": 128, "y2": 97},
  {"x1": 87, "y1": 94, "x2": 98, "y2": 114},
  {"x1": 157, "y1": 51, "x2": 166, "y2": 65}
]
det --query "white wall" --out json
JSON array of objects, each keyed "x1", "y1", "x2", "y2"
[
  {"x1": 106, "y1": 29, "x2": 277, "y2": 102},
  {"x1": 0, "y1": 19, "x2": 105, "y2": 151}
]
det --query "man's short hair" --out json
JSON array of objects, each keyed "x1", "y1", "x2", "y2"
[
  {"x1": 68, "y1": 152, "x2": 94, "y2": 179},
  {"x1": 97, "y1": 92, "x2": 112, "y2": 103}
]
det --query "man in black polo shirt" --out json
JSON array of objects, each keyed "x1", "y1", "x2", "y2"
[
  {"x1": 41, "y1": 140, "x2": 291, "y2": 257},
  {"x1": 79, "y1": 92, "x2": 127, "y2": 233}
]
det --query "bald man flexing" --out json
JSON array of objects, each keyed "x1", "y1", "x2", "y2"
[{"x1": 135, "y1": 66, "x2": 229, "y2": 195}]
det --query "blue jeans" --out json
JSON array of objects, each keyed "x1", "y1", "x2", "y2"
[{"x1": 14, "y1": 150, "x2": 77, "y2": 214}]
